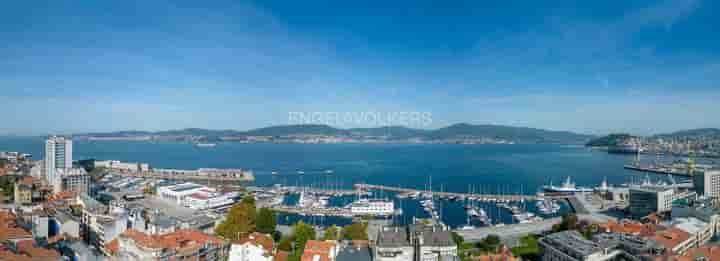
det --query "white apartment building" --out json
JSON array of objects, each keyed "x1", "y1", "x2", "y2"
[{"x1": 45, "y1": 136, "x2": 73, "y2": 193}]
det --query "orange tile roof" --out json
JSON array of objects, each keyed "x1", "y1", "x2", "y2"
[
  {"x1": 18, "y1": 176, "x2": 35, "y2": 186},
  {"x1": 598, "y1": 220, "x2": 657, "y2": 236},
  {"x1": 0, "y1": 226, "x2": 33, "y2": 242},
  {"x1": 106, "y1": 238, "x2": 119, "y2": 255},
  {"x1": 274, "y1": 251, "x2": 289, "y2": 261},
  {"x1": 651, "y1": 228, "x2": 691, "y2": 252},
  {"x1": 234, "y1": 232, "x2": 274, "y2": 253},
  {"x1": 16, "y1": 240, "x2": 60, "y2": 260},
  {"x1": 121, "y1": 229, "x2": 226, "y2": 254},
  {"x1": 301, "y1": 240, "x2": 337, "y2": 261},
  {"x1": 0, "y1": 250, "x2": 31, "y2": 261},
  {"x1": 480, "y1": 246, "x2": 519, "y2": 261}
]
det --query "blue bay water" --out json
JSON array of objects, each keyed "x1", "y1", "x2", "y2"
[{"x1": 0, "y1": 137, "x2": 656, "y2": 227}]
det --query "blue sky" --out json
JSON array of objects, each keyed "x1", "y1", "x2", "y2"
[{"x1": 1, "y1": 0, "x2": 718, "y2": 135}]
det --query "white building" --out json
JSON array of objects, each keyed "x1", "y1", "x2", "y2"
[
  {"x1": 95, "y1": 160, "x2": 150, "y2": 172},
  {"x1": 58, "y1": 167, "x2": 90, "y2": 194},
  {"x1": 628, "y1": 186, "x2": 675, "y2": 218},
  {"x1": 229, "y1": 233, "x2": 274, "y2": 261},
  {"x1": 45, "y1": 136, "x2": 73, "y2": 193},
  {"x1": 183, "y1": 191, "x2": 238, "y2": 210},
  {"x1": 350, "y1": 199, "x2": 395, "y2": 216},
  {"x1": 694, "y1": 170, "x2": 720, "y2": 198},
  {"x1": 157, "y1": 183, "x2": 209, "y2": 205}
]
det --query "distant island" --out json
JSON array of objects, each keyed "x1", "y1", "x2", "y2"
[{"x1": 73, "y1": 123, "x2": 594, "y2": 145}]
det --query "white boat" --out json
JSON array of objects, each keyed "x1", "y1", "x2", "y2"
[
  {"x1": 194, "y1": 143, "x2": 217, "y2": 147},
  {"x1": 542, "y1": 177, "x2": 593, "y2": 193}
]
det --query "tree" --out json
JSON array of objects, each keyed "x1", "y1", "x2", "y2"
[
  {"x1": 291, "y1": 221, "x2": 316, "y2": 256},
  {"x1": 215, "y1": 196, "x2": 256, "y2": 240},
  {"x1": 277, "y1": 236, "x2": 293, "y2": 252},
  {"x1": 256, "y1": 208, "x2": 277, "y2": 234},
  {"x1": 322, "y1": 225, "x2": 341, "y2": 241},
  {"x1": 553, "y1": 213, "x2": 579, "y2": 232},
  {"x1": 342, "y1": 222, "x2": 368, "y2": 240}
]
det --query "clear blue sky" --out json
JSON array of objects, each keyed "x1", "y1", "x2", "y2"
[{"x1": 1, "y1": 0, "x2": 718, "y2": 135}]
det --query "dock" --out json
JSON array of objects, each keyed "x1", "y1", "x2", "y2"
[
  {"x1": 624, "y1": 164, "x2": 692, "y2": 176},
  {"x1": 354, "y1": 183, "x2": 558, "y2": 201},
  {"x1": 268, "y1": 205, "x2": 399, "y2": 218}
]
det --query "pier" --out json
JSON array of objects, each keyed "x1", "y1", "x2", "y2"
[
  {"x1": 354, "y1": 183, "x2": 562, "y2": 201},
  {"x1": 250, "y1": 186, "x2": 365, "y2": 197},
  {"x1": 121, "y1": 172, "x2": 254, "y2": 182},
  {"x1": 624, "y1": 164, "x2": 692, "y2": 176}
]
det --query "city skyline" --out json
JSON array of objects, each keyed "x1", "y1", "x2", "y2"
[{"x1": 2, "y1": 0, "x2": 719, "y2": 135}]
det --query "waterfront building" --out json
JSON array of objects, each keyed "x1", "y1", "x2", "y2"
[
  {"x1": 183, "y1": 190, "x2": 238, "y2": 210},
  {"x1": 94, "y1": 160, "x2": 150, "y2": 172},
  {"x1": 44, "y1": 135, "x2": 72, "y2": 193},
  {"x1": 229, "y1": 232, "x2": 274, "y2": 261},
  {"x1": 628, "y1": 186, "x2": 675, "y2": 219},
  {"x1": 301, "y1": 240, "x2": 339, "y2": 261},
  {"x1": 375, "y1": 227, "x2": 414, "y2": 261},
  {"x1": 157, "y1": 182, "x2": 208, "y2": 205},
  {"x1": 115, "y1": 229, "x2": 229, "y2": 261},
  {"x1": 693, "y1": 170, "x2": 720, "y2": 198}
]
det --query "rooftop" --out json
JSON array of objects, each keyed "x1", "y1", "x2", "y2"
[
  {"x1": 651, "y1": 228, "x2": 691, "y2": 252},
  {"x1": 542, "y1": 231, "x2": 603, "y2": 257},
  {"x1": 234, "y1": 232, "x2": 274, "y2": 253},
  {"x1": 377, "y1": 229, "x2": 410, "y2": 248},
  {"x1": 120, "y1": 229, "x2": 226, "y2": 253}
]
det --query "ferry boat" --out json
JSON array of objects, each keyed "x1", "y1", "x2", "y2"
[
  {"x1": 348, "y1": 198, "x2": 395, "y2": 216},
  {"x1": 194, "y1": 143, "x2": 217, "y2": 148},
  {"x1": 542, "y1": 177, "x2": 593, "y2": 194}
]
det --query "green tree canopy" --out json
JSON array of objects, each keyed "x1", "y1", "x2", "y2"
[
  {"x1": 277, "y1": 236, "x2": 293, "y2": 252},
  {"x1": 322, "y1": 225, "x2": 341, "y2": 241},
  {"x1": 256, "y1": 208, "x2": 277, "y2": 234},
  {"x1": 292, "y1": 221, "x2": 316, "y2": 255},
  {"x1": 215, "y1": 196, "x2": 256, "y2": 240},
  {"x1": 342, "y1": 222, "x2": 368, "y2": 240}
]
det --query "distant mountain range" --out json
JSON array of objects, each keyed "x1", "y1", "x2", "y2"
[{"x1": 75, "y1": 123, "x2": 595, "y2": 144}]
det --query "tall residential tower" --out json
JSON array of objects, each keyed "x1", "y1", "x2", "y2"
[{"x1": 45, "y1": 136, "x2": 73, "y2": 192}]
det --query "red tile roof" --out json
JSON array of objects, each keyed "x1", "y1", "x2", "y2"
[
  {"x1": 274, "y1": 251, "x2": 290, "y2": 261},
  {"x1": 16, "y1": 240, "x2": 60, "y2": 260},
  {"x1": 234, "y1": 232, "x2": 274, "y2": 253},
  {"x1": 0, "y1": 250, "x2": 31, "y2": 261},
  {"x1": 301, "y1": 240, "x2": 337, "y2": 261},
  {"x1": 651, "y1": 228, "x2": 691, "y2": 252},
  {"x1": 121, "y1": 229, "x2": 226, "y2": 254}
]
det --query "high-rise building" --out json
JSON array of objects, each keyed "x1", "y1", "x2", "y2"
[
  {"x1": 44, "y1": 136, "x2": 73, "y2": 193},
  {"x1": 693, "y1": 170, "x2": 720, "y2": 198}
]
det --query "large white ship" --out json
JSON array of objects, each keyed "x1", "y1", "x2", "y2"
[{"x1": 542, "y1": 177, "x2": 593, "y2": 194}]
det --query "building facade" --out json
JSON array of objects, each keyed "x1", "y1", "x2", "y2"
[
  {"x1": 44, "y1": 136, "x2": 72, "y2": 193},
  {"x1": 229, "y1": 233, "x2": 274, "y2": 261},
  {"x1": 693, "y1": 170, "x2": 720, "y2": 198},
  {"x1": 375, "y1": 228, "x2": 414, "y2": 261},
  {"x1": 59, "y1": 168, "x2": 90, "y2": 194},
  {"x1": 629, "y1": 186, "x2": 674, "y2": 218}
]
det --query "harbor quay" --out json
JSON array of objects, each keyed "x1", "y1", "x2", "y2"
[{"x1": 354, "y1": 183, "x2": 565, "y2": 202}]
